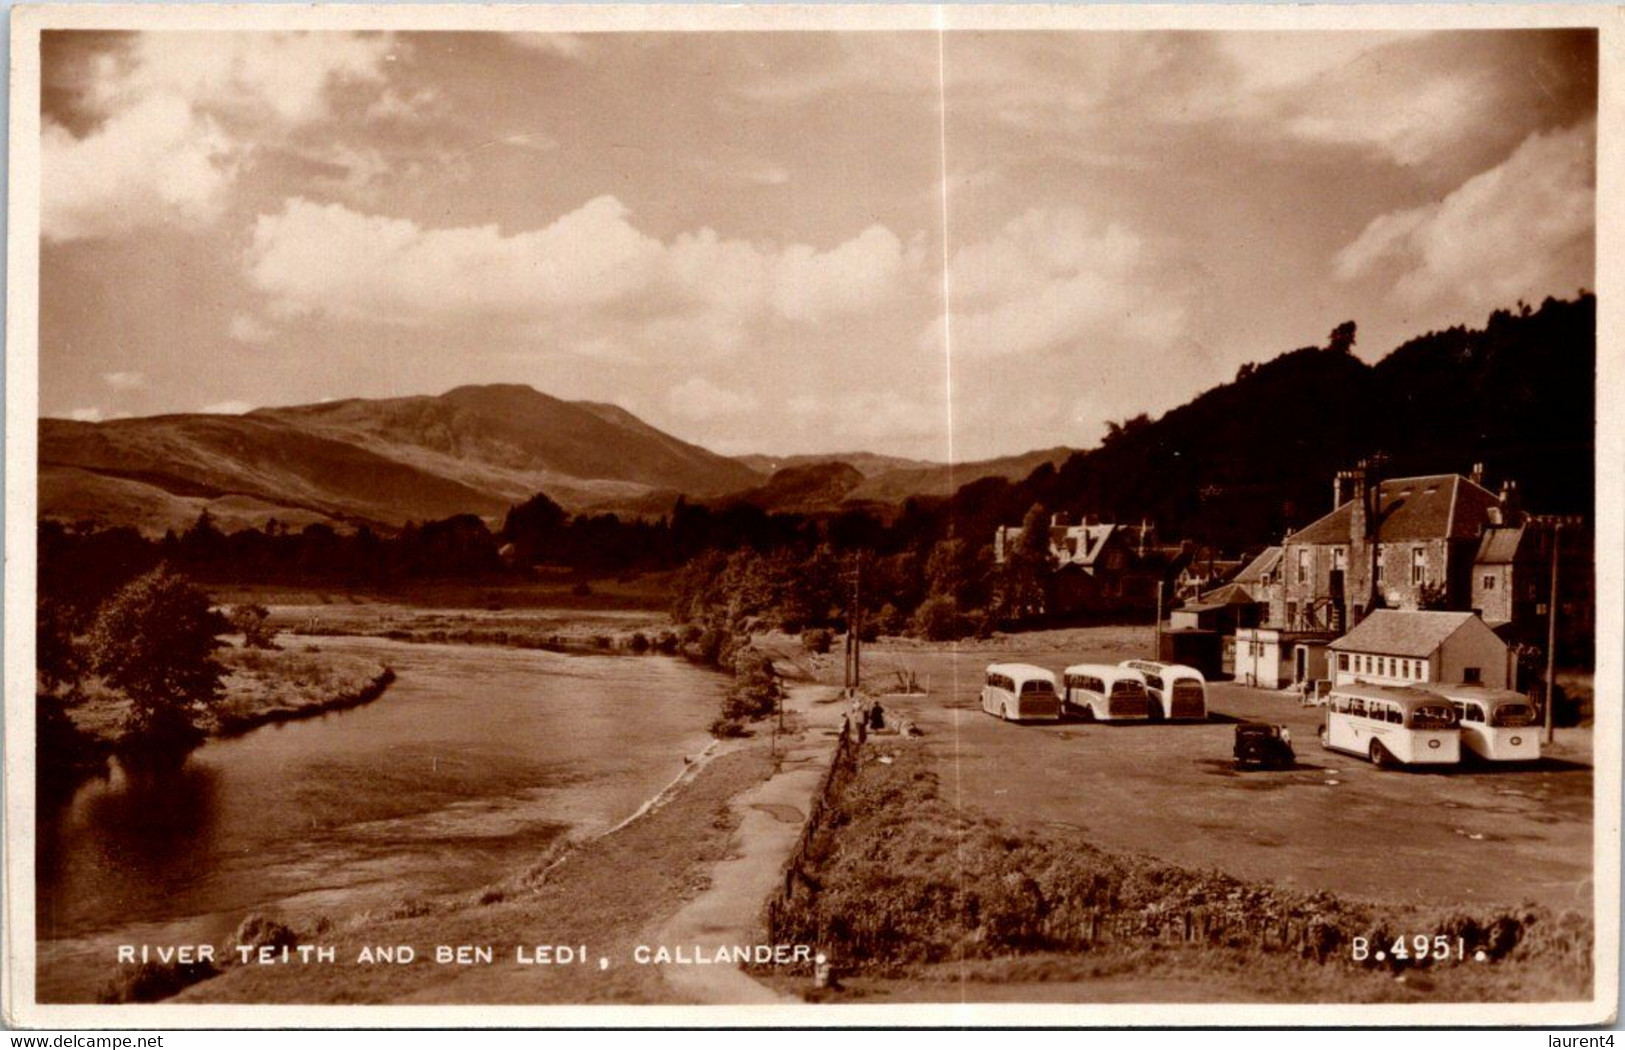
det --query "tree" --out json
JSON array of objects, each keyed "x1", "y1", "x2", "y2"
[
  {"x1": 1327, "y1": 320, "x2": 1357, "y2": 355},
  {"x1": 996, "y1": 503, "x2": 1054, "y2": 621},
  {"x1": 230, "y1": 603, "x2": 277, "y2": 649},
  {"x1": 86, "y1": 566, "x2": 229, "y2": 757}
]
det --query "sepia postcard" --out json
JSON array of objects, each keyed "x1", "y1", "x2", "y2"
[{"x1": 4, "y1": 2, "x2": 1621, "y2": 1029}]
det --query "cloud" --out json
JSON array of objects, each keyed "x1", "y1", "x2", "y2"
[
  {"x1": 199, "y1": 400, "x2": 253, "y2": 415},
  {"x1": 44, "y1": 95, "x2": 237, "y2": 241},
  {"x1": 44, "y1": 32, "x2": 395, "y2": 241},
  {"x1": 667, "y1": 378, "x2": 759, "y2": 422},
  {"x1": 229, "y1": 313, "x2": 276, "y2": 344},
  {"x1": 100, "y1": 370, "x2": 147, "y2": 390},
  {"x1": 1335, "y1": 121, "x2": 1595, "y2": 306},
  {"x1": 67, "y1": 407, "x2": 104, "y2": 422},
  {"x1": 246, "y1": 195, "x2": 918, "y2": 357},
  {"x1": 926, "y1": 208, "x2": 1185, "y2": 359},
  {"x1": 950, "y1": 32, "x2": 1515, "y2": 170},
  {"x1": 785, "y1": 391, "x2": 948, "y2": 447}
]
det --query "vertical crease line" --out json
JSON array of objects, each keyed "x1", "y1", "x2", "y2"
[{"x1": 933, "y1": 9, "x2": 967, "y2": 1006}]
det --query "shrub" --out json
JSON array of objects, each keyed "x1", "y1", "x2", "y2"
[
  {"x1": 230, "y1": 603, "x2": 277, "y2": 650},
  {"x1": 722, "y1": 647, "x2": 782, "y2": 722},
  {"x1": 654, "y1": 630, "x2": 679, "y2": 654},
  {"x1": 628, "y1": 631, "x2": 651, "y2": 654},
  {"x1": 911, "y1": 595, "x2": 965, "y2": 641},
  {"x1": 874, "y1": 603, "x2": 905, "y2": 637},
  {"x1": 801, "y1": 627, "x2": 834, "y2": 654}
]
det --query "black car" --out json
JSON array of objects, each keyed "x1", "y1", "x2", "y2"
[{"x1": 1233, "y1": 722, "x2": 1295, "y2": 770}]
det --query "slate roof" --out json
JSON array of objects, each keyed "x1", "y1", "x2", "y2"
[
  {"x1": 1328, "y1": 609, "x2": 1482, "y2": 657},
  {"x1": 1232, "y1": 546, "x2": 1282, "y2": 585},
  {"x1": 1193, "y1": 581, "x2": 1258, "y2": 607},
  {"x1": 1288, "y1": 475, "x2": 1503, "y2": 545},
  {"x1": 1475, "y1": 525, "x2": 1526, "y2": 566}
]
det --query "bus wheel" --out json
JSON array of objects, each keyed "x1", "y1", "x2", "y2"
[
  {"x1": 1002, "y1": 705, "x2": 1012, "y2": 722},
  {"x1": 1369, "y1": 740, "x2": 1392, "y2": 769},
  {"x1": 1079, "y1": 707, "x2": 1095, "y2": 723},
  {"x1": 1318, "y1": 725, "x2": 1330, "y2": 749}
]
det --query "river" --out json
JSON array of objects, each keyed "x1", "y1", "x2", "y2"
[{"x1": 33, "y1": 636, "x2": 725, "y2": 1002}]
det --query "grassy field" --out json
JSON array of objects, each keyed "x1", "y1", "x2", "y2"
[{"x1": 769, "y1": 735, "x2": 1592, "y2": 1003}]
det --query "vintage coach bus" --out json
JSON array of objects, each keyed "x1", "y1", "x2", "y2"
[
  {"x1": 1319, "y1": 683, "x2": 1461, "y2": 769},
  {"x1": 1119, "y1": 659, "x2": 1208, "y2": 721},
  {"x1": 1422, "y1": 684, "x2": 1541, "y2": 763},
  {"x1": 981, "y1": 663, "x2": 1062, "y2": 723},
  {"x1": 1061, "y1": 664, "x2": 1150, "y2": 721}
]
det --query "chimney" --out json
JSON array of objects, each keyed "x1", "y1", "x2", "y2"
[
  {"x1": 1470, "y1": 462, "x2": 1486, "y2": 488},
  {"x1": 1498, "y1": 479, "x2": 1522, "y2": 523},
  {"x1": 1347, "y1": 462, "x2": 1369, "y2": 544},
  {"x1": 1333, "y1": 470, "x2": 1355, "y2": 509}
]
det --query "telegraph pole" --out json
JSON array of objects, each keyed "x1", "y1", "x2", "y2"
[
  {"x1": 1154, "y1": 578, "x2": 1164, "y2": 660},
  {"x1": 1544, "y1": 520, "x2": 1562, "y2": 744},
  {"x1": 847, "y1": 555, "x2": 863, "y2": 696}
]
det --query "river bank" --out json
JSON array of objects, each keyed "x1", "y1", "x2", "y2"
[
  {"x1": 63, "y1": 642, "x2": 398, "y2": 746},
  {"x1": 158, "y1": 683, "x2": 841, "y2": 1004}
]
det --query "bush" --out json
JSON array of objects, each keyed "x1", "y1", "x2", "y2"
[
  {"x1": 722, "y1": 646, "x2": 782, "y2": 722},
  {"x1": 709, "y1": 716, "x2": 751, "y2": 738},
  {"x1": 654, "y1": 630, "x2": 679, "y2": 654},
  {"x1": 230, "y1": 603, "x2": 277, "y2": 650},
  {"x1": 801, "y1": 627, "x2": 835, "y2": 655},
  {"x1": 628, "y1": 631, "x2": 651, "y2": 654},
  {"x1": 911, "y1": 595, "x2": 965, "y2": 641},
  {"x1": 874, "y1": 603, "x2": 905, "y2": 637}
]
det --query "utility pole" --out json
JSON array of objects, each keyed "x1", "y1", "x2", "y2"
[
  {"x1": 1154, "y1": 577, "x2": 1163, "y2": 660},
  {"x1": 1544, "y1": 520, "x2": 1563, "y2": 744},
  {"x1": 848, "y1": 555, "x2": 863, "y2": 696}
]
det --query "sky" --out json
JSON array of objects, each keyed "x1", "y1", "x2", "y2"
[{"x1": 39, "y1": 29, "x2": 1596, "y2": 461}]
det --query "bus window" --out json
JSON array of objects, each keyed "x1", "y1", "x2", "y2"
[
  {"x1": 1388, "y1": 707, "x2": 1403, "y2": 724},
  {"x1": 1461, "y1": 703, "x2": 1484, "y2": 724},
  {"x1": 1491, "y1": 704, "x2": 1536, "y2": 727},
  {"x1": 1144, "y1": 674, "x2": 1164, "y2": 690},
  {"x1": 1022, "y1": 679, "x2": 1054, "y2": 695},
  {"x1": 1348, "y1": 698, "x2": 1366, "y2": 717},
  {"x1": 1410, "y1": 705, "x2": 1455, "y2": 730}
]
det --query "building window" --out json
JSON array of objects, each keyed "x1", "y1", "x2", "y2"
[
  {"x1": 1417, "y1": 662, "x2": 1429, "y2": 682},
  {"x1": 1296, "y1": 548, "x2": 1309, "y2": 585},
  {"x1": 1463, "y1": 666, "x2": 1482, "y2": 685},
  {"x1": 1374, "y1": 547, "x2": 1384, "y2": 585},
  {"x1": 1286, "y1": 601, "x2": 1297, "y2": 627},
  {"x1": 1411, "y1": 547, "x2": 1427, "y2": 586},
  {"x1": 1483, "y1": 574, "x2": 1496, "y2": 590},
  {"x1": 1338, "y1": 654, "x2": 1349, "y2": 671},
  {"x1": 1332, "y1": 546, "x2": 1347, "y2": 570}
]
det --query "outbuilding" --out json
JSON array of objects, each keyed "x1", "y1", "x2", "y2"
[{"x1": 1329, "y1": 609, "x2": 1509, "y2": 690}]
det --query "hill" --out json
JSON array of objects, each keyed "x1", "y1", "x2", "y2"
[
  {"x1": 942, "y1": 295, "x2": 1596, "y2": 552},
  {"x1": 40, "y1": 385, "x2": 759, "y2": 533}
]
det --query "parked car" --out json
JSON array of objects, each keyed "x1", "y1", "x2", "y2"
[{"x1": 1233, "y1": 722, "x2": 1295, "y2": 770}]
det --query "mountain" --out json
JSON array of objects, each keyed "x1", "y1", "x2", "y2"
[
  {"x1": 732, "y1": 451, "x2": 938, "y2": 477},
  {"x1": 718, "y1": 461, "x2": 869, "y2": 514},
  {"x1": 850, "y1": 447, "x2": 1076, "y2": 504},
  {"x1": 941, "y1": 295, "x2": 1596, "y2": 553},
  {"x1": 40, "y1": 384, "x2": 759, "y2": 534}
]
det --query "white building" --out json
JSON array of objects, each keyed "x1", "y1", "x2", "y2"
[{"x1": 1328, "y1": 609, "x2": 1509, "y2": 690}]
